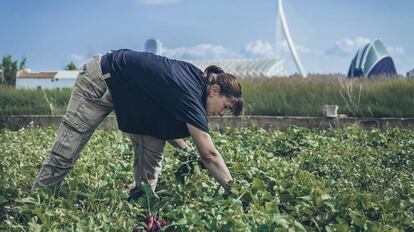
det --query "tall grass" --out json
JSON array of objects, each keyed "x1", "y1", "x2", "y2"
[
  {"x1": 1, "y1": 75, "x2": 413, "y2": 117},
  {"x1": 240, "y1": 75, "x2": 414, "y2": 117},
  {"x1": 0, "y1": 85, "x2": 71, "y2": 115}
]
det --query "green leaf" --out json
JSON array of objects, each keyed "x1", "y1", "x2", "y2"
[
  {"x1": 349, "y1": 211, "x2": 365, "y2": 227},
  {"x1": 325, "y1": 224, "x2": 350, "y2": 232}
]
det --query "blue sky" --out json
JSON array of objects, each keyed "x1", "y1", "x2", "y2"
[{"x1": 1, "y1": 0, "x2": 413, "y2": 75}]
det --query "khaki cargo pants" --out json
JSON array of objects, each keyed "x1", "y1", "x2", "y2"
[{"x1": 31, "y1": 55, "x2": 166, "y2": 193}]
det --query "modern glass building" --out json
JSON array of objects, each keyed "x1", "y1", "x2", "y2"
[{"x1": 347, "y1": 39, "x2": 397, "y2": 78}]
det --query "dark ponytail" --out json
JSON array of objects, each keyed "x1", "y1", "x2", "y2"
[{"x1": 204, "y1": 65, "x2": 224, "y2": 76}]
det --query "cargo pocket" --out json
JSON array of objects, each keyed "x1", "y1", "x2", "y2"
[
  {"x1": 63, "y1": 83, "x2": 108, "y2": 131},
  {"x1": 51, "y1": 117, "x2": 89, "y2": 161},
  {"x1": 82, "y1": 78, "x2": 107, "y2": 101},
  {"x1": 81, "y1": 62, "x2": 108, "y2": 101}
]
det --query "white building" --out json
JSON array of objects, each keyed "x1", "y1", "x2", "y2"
[
  {"x1": 16, "y1": 69, "x2": 78, "y2": 89},
  {"x1": 188, "y1": 58, "x2": 287, "y2": 78}
]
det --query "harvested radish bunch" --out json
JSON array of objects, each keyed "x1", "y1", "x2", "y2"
[{"x1": 145, "y1": 215, "x2": 167, "y2": 232}]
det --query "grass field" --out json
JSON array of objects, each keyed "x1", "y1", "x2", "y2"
[
  {"x1": 1, "y1": 126, "x2": 413, "y2": 231},
  {"x1": 241, "y1": 75, "x2": 414, "y2": 117},
  {"x1": 1, "y1": 76, "x2": 414, "y2": 117},
  {"x1": 0, "y1": 85, "x2": 71, "y2": 115}
]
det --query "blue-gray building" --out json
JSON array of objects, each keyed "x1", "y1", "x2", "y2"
[{"x1": 145, "y1": 39, "x2": 163, "y2": 55}]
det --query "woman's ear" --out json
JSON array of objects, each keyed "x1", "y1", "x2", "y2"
[{"x1": 209, "y1": 84, "x2": 221, "y2": 96}]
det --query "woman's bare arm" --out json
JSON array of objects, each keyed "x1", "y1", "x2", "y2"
[{"x1": 186, "y1": 123, "x2": 232, "y2": 190}]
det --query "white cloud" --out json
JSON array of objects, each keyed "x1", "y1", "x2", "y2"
[
  {"x1": 136, "y1": 0, "x2": 180, "y2": 5},
  {"x1": 326, "y1": 37, "x2": 405, "y2": 58},
  {"x1": 315, "y1": 37, "x2": 412, "y2": 74},
  {"x1": 244, "y1": 40, "x2": 274, "y2": 58},
  {"x1": 69, "y1": 54, "x2": 86, "y2": 62},
  {"x1": 163, "y1": 44, "x2": 243, "y2": 60},
  {"x1": 280, "y1": 40, "x2": 312, "y2": 54},
  {"x1": 67, "y1": 54, "x2": 89, "y2": 67},
  {"x1": 242, "y1": 40, "x2": 312, "y2": 59},
  {"x1": 160, "y1": 39, "x2": 315, "y2": 74},
  {"x1": 387, "y1": 46, "x2": 405, "y2": 56},
  {"x1": 325, "y1": 36, "x2": 371, "y2": 55}
]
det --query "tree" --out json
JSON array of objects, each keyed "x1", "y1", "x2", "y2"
[
  {"x1": 0, "y1": 69, "x2": 3, "y2": 84},
  {"x1": 65, "y1": 61, "x2": 77, "y2": 70},
  {"x1": 0, "y1": 55, "x2": 26, "y2": 86}
]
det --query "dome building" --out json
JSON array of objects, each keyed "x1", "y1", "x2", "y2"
[{"x1": 347, "y1": 39, "x2": 397, "y2": 78}]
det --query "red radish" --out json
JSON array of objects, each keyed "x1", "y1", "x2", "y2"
[
  {"x1": 140, "y1": 213, "x2": 167, "y2": 232},
  {"x1": 145, "y1": 215, "x2": 154, "y2": 232},
  {"x1": 154, "y1": 220, "x2": 161, "y2": 230},
  {"x1": 159, "y1": 220, "x2": 167, "y2": 227}
]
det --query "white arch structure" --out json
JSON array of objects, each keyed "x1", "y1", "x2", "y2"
[{"x1": 277, "y1": 0, "x2": 308, "y2": 77}]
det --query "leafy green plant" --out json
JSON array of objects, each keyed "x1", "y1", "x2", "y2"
[{"x1": 1, "y1": 126, "x2": 413, "y2": 231}]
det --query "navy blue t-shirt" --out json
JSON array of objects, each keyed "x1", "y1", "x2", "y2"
[{"x1": 101, "y1": 49, "x2": 208, "y2": 140}]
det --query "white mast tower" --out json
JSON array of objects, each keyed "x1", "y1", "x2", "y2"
[{"x1": 277, "y1": 0, "x2": 308, "y2": 77}]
